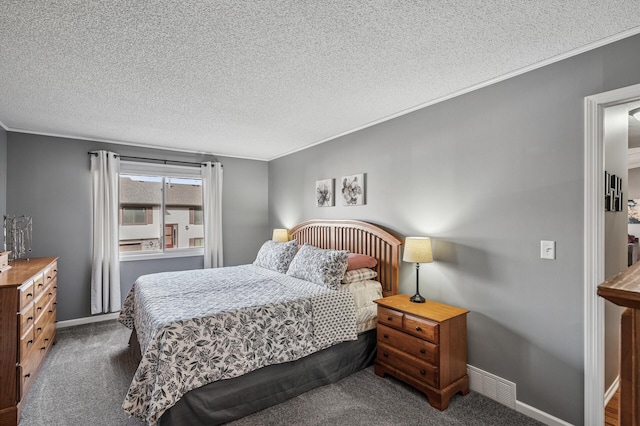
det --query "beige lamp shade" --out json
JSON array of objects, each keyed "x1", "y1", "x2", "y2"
[
  {"x1": 403, "y1": 237, "x2": 433, "y2": 263},
  {"x1": 272, "y1": 228, "x2": 289, "y2": 242}
]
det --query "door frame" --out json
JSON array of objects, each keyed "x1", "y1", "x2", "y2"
[{"x1": 584, "y1": 83, "x2": 640, "y2": 424}]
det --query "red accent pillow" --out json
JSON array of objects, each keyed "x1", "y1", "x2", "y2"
[{"x1": 347, "y1": 253, "x2": 377, "y2": 271}]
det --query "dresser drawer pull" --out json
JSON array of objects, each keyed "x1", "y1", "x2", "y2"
[
  {"x1": 40, "y1": 346, "x2": 46, "y2": 351},
  {"x1": 420, "y1": 349, "x2": 426, "y2": 354},
  {"x1": 38, "y1": 283, "x2": 43, "y2": 288},
  {"x1": 54, "y1": 269, "x2": 58, "y2": 273},
  {"x1": 48, "y1": 309, "x2": 54, "y2": 313},
  {"x1": 387, "y1": 316, "x2": 392, "y2": 321},
  {"x1": 415, "y1": 326, "x2": 422, "y2": 331},
  {"x1": 24, "y1": 373, "x2": 31, "y2": 378},
  {"x1": 47, "y1": 275, "x2": 52, "y2": 280},
  {"x1": 28, "y1": 316, "x2": 34, "y2": 321},
  {"x1": 37, "y1": 307, "x2": 43, "y2": 312},
  {"x1": 45, "y1": 338, "x2": 50, "y2": 343},
  {"x1": 26, "y1": 292, "x2": 33, "y2": 298},
  {"x1": 27, "y1": 339, "x2": 33, "y2": 345},
  {"x1": 37, "y1": 327, "x2": 43, "y2": 332},
  {"x1": 420, "y1": 369, "x2": 426, "y2": 375},
  {"x1": 54, "y1": 285, "x2": 58, "y2": 289}
]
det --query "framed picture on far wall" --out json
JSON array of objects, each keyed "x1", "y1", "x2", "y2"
[
  {"x1": 316, "y1": 178, "x2": 334, "y2": 207},
  {"x1": 341, "y1": 173, "x2": 365, "y2": 206}
]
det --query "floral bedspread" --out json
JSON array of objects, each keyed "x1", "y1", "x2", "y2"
[{"x1": 118, "y1": 264, "x2": 357, "y2": 425}]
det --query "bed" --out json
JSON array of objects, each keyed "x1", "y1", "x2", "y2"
[{"x1": 119, "y1": 219, "x2": 402, "y2": 426}]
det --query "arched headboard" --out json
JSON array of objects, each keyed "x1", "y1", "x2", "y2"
[{"x1": 289, "y1": 219, "x2": 403, "y2": 297}]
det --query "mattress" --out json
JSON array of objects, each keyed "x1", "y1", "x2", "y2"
[{"x1": 343, "y1": 279, "x2": 383, "y2": 333}]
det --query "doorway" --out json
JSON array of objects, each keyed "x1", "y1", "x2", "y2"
[{"x1": 584, "y1": 83, "x2": 640, "y2": 424}]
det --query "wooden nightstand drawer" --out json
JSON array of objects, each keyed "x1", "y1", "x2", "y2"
[
  {"x1": 404, "y1": 314, "x2": 439, "y2": 343},
  {"x1": 378, "y1": 324, "x2": 438, "y2": 365},
  {"x1": 378, "y1": 306, "x2": 403, "y2": 329},
  {"x1": 378, "y1": 342, "x2": 439, "y2": 388}
]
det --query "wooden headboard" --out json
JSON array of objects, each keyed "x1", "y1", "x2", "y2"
[{"x1": 289, "y1": 219, "x2": 403, "y2": 297}]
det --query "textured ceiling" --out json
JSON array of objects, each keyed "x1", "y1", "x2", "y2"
[{"x1": 1, "y1": 2, "x2": 640, "y2": 161}]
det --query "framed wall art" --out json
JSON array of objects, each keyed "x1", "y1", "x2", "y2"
[
  {"x1": 316, "y1": 178, "x2": 334, "y2": 207},
  {"x1": 605, "y1": 171, "x2": 623, "y2": 212},
  {"x1": 341, "y1": 173, "x2": 365, "y2": 206}
]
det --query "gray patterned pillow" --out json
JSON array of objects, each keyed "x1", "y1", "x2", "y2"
[
  {"x1": 253, "y1": 239, "x2": 298, "y2": 273},
  {"x1": 286, "y1": 244, "x2": 349, "y2": 290}
]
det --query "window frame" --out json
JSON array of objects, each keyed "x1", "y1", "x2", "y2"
[{"x1": 119, "y1": 161, "x2": 204, "y2": 262}]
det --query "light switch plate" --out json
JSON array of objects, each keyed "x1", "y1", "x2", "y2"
[{"x1": 541, "y1": 240, "x2": 556, "y2": 260}]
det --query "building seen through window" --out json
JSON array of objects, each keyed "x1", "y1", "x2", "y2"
[{"x1": 119, "y1": 174, "x2": 204, "y2": 253}]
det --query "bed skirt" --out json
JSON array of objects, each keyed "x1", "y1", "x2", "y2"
[{"x1": 127, "y1": 329, "x2": 377, "y2": 426}]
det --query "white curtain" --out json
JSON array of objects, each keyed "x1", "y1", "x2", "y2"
[
  {"x1": 201, "y1": 161, "x2": 223, "y2": 268},
  {"x1": 90, "y1": 151, "x2": 121, "y2": 314}
]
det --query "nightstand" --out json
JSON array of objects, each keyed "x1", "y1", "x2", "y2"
[{"x1": 373, "y1": 294, "x2": 469, "y2": 410}]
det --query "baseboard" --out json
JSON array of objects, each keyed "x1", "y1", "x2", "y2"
[
  {"x1": 56, "y1": 312, "x2": 120, "y2": 328},
  {"x1": 468, "y1": 365, "x2": 573, "y2": 426},
  {"x1": 604, "y1": 375, "x2": 620, "y2": 406},
  {"x1": 515, "y1": 401, "x2": 574, "y2": 426}
]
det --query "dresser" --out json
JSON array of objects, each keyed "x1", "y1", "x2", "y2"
[
  {"x1": 374, "y1": 294, "x2": 469, "y2": 410},
  {"x1": 0, "y1": 257, "x2": 58, "y2": 426}
]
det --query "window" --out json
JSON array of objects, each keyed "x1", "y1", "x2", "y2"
[
  {"x1": 119, "y1": 162, "x2": 204, "y2": 259},
  {"x1": 121, "y1": 206, "x2": 153, "y2": 225},
  {"x1": 189, "y1": 207, "x2": 203, "y2": 225}
]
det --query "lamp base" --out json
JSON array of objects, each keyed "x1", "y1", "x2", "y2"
[{"x1": 410, "y1": 293, "x2": 425, "y2": 303}]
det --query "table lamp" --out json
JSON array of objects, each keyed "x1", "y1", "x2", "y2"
[
  {"x1": 403, "y1": 237, "x2": 433, "y2": 303},
  {"x1": 272, "y1": 229, "x2": 289, "y2": 242}
]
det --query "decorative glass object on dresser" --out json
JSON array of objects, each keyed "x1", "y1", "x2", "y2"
[{"x1": 3, "y1": 215, "x2": 33, "y2": 261}]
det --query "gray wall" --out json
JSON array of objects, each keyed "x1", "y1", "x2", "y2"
[
  {"x1": 629, "y1": 167, "x2": 640, "y2": 199},
  {"x1": 6, "y1": 133, "x2": 269, "y2": 321},
  {"x1": 268, "y1": 34, "x2": 640, "y2": 424}
]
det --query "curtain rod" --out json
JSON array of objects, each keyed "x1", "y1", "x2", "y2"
[{"x1": 88, "y1": 152, "x2": 221, "y2": 167}]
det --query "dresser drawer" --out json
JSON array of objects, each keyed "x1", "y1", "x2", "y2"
[
  {"x1": 19, "y1": 327, "x2": 35, "y2": 361},
  {"x1": 404, "y1": 313, "x2": 439, "y2": 343},
  {"x1": 34, "y1": 289, "x2": 55, "y2": 322},
  {"x1": 19, "y1": 281, "x2": 35, "y2": 310},
  {"x1": 32, "y1": 273, "x2": 45, "y2": 297},
  {"x1": 44, "y1": 262, "x2": 58, "y2": 286},
  {"x1": 19, "y1": 304, "x2": 35, "y2": 335},
  {"x1": 378, "y1": 306, "x2": 403, "y2": 329},
  {"x1": 378, "y1": 324, "x2": 439, "y2": 365},
  {"x1": 378, "y1": 342, "x2": 439, "y2": 388},
  {"x1": 17, "y1": 340, "x2": 46, "y2": 401}
]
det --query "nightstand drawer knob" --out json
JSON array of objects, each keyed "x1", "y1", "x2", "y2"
[
  {"x1": 383, "y1": 352, "x2": 388, "y2": 357},
  {"x1": 387, "y1": 316, "x2": 392, "y2": 321},
  {"x1": 415, "y1": 326, "x2": 422, "y2": 331},
  {"x1": 420, "y1": 369, "x2": 426, "y2": 375},
  {"x1": 420, "y1": 349, "x2": 426, "y2": 354},
  {"x1": 383, "y1": 334, "x2": 388, "y2": 338}
]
